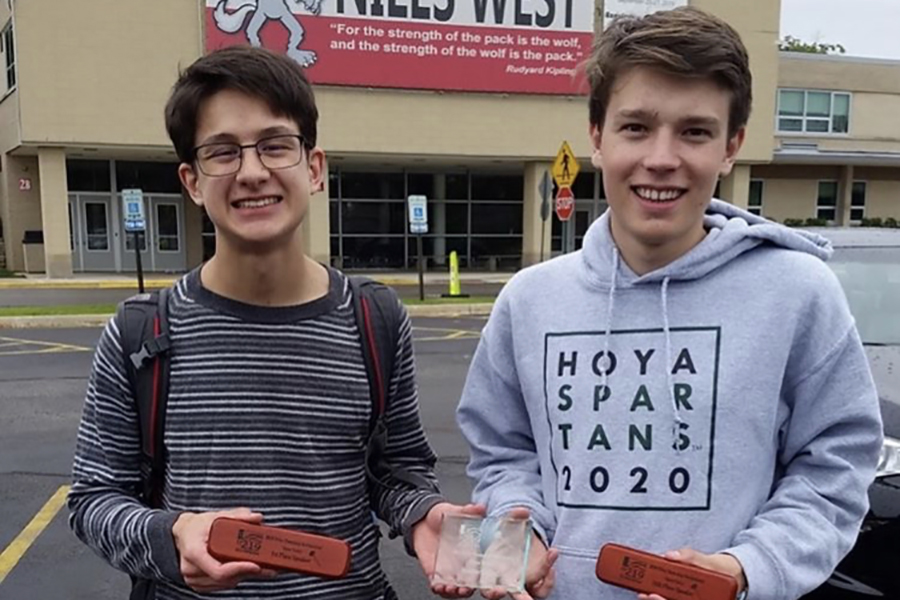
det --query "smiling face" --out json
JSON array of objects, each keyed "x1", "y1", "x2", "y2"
[
  {"x1": 591, "y1": 66, "x2": 745, "y2": 270},
  {"x1": 178, "y1": 89, "x2": 324, "y2": 253}
]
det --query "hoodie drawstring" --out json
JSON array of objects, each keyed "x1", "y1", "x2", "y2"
[
  {"x1": 661, "y1": 277, "x2": 686, "y2": 452},
  {"x1": 600, "y1": 248, "x2": 619, "y2": 393},
  {"x1": 603, "y1": 252, "x2": 683, "y2": 453}
]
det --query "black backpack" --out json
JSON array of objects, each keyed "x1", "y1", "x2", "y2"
[{"x1": 116, "y1": 276, "x2": 435, "y2": 599}]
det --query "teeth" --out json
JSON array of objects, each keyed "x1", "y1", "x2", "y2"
[
  {"x1": 635, "y1": 188, "x2": 683, "y2": 202},
  {"x1": 235, "y1": 197, "x2": 279, "y2": 208}
]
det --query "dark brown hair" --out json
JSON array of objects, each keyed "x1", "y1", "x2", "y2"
[
  {"x1": 586, "y1": 6, "x2": 752, "y2": 139},
  {"x1": 164, "y1": 46, "x2": 318, "y2": 164}
]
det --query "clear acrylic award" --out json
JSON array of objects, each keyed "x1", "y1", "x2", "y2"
[{"x1": 431, "y1": 514, "x2": 532, "y2": 593}]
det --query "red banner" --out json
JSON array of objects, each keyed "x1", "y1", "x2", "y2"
[{"x1": 205, "y1": 1, "x2": 593, "y2": 95}]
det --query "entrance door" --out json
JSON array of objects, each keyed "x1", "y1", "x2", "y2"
[
  {"x1": 150, "y1": 196, "x2": 186, "y2": 272},
  {"x1": 119, "y1": 194, "x2": 186, "y2": 273},
  {"x1": 72, "y1": 193, "x2": 116, "y2": 271}
]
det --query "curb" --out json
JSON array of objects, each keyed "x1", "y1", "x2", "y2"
[
  {"x1": 0, "y1": 277, "x2": 509, "y2": 290},
  {"x1": 0, "y1": 303, "x2": 495, "y2": 329},
  {"x1": 0, "y1": 280, "x2": 177, "y2": 290}
]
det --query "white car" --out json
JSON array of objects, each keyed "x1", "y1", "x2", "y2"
[{"x1": 802, "y1": 227, "x2": 900, "y2": 599}]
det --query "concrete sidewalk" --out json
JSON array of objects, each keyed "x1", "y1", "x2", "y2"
[{"x1": 0, "y1": 271, "x2": 512, "y2": 289}]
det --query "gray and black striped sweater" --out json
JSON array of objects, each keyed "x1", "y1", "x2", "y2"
[{"x1": 68, "y1": 267, "x2": 444, "y2": 599}]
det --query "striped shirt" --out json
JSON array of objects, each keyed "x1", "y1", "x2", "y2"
[{"x1": 68, "y1": 267, "x2": 443, "y2": 599}]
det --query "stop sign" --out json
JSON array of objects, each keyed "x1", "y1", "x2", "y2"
[{"x1": 555, "y1": 185, "x2": 575, "y2": 221}]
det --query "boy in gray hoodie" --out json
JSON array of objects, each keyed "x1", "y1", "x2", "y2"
[{"x1": 456, "y1": 7, "x2": 883, "y2": 600}]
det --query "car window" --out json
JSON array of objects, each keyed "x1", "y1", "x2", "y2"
[{"x1": 829, "y1": 247, "x2": 900, "y2": 346}]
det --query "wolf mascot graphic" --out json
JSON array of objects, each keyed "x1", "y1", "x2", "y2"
[{"x1": 213, "y1": 0, "x2": 324, "y2": 67}]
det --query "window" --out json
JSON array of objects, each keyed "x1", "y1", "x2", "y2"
[
  {"x1": 156, "y1": 204, "x2": 180, "y2": 252},
  {"x1": 748, "y1": 180, "x2": 764, "y2": 216},
  {"x1": 851, "y1": 181, "x2": 866, "y2": 222},
  {"x1": 116, "y1": 161, "x2": 181, "y2": 194},
  {"x1": 778, "y1": 90, "x2": 851, "y2": 134},
  {"x1": 2, "y1": 21, "x2": 14, "y2": 92},
  {"x1": 817, "y1": 181, "x2": 838, "y2": 221},
  {"x1": 84, "y1": 202, "x2": 110, "y2": 251}
]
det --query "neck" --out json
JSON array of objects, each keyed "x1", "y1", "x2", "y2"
[
  {"x1": 201, "y1": 234, "x2": 329, "y2": 306},
  {"x1": 610, "y1": 221, "x2": 706, "y2": 276}
]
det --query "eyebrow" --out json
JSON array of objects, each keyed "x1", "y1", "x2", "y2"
[
  {"x1": 197, "y1": 125, "x2": 300, "y2": 146},
  {"x1": 613, "y1": 109, "x2": 721, "y2": 129},
  {"x1": 614, "y1": 109, "x2": 659, "y2": 122}
]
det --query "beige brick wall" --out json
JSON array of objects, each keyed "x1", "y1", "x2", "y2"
[
  {"x1": 15, "y1": 0, "x2": 202, "y2": 148},
  {"x1": 751, "y1": 165, "x2": 900, "y2": 222},
  {"x1": 756, "y1": 178, "x2": 818, "y2": 222},
  {"x1": 866, "y1": 181, "x2": 900, "y2": 220},
  {"x1": 2, "y1": 155, "x2": 43, "y2": 272}
]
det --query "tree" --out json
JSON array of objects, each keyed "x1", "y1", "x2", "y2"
[{"x1": 779, "y1": 35, "x2": 846, "y2": 55}]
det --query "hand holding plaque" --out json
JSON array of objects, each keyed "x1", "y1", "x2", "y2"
[{"x1": 431, "y1": 514, "x2": 533, "y2": 593}]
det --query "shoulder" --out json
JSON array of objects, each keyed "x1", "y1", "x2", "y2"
[
  {"x1": 501, "y1": 252, "x2": 582, "y2": 300},
  {"x1": 744, "y1": 246, "x2": 845, "y2": 299},
  {"x1": 740, "y1": 246, "x2": 854, "y2": 339}
]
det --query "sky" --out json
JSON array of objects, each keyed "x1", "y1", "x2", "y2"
[{"x1": 780, "y1": 0, "x2": 900, "y2": 60}]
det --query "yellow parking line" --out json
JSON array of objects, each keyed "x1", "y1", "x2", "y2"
[
  {"x1": 0, "y1": 336, "x2": 90, "y2": 356},
  {"x1": 0, "y1": 485, "x2": 69, "y2": 584}
]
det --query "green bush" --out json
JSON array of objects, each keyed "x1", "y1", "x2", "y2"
[
  {"x1": 783, "y1": 218, "x2": 805, "y2": 227},
  {"x1": 804, "y1": 218, "x2": 829, "y2": 227}
]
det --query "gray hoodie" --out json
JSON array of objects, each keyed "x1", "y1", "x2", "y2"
[{"x1": 457, "y1": 200, "x2": 883, "y2": 600}]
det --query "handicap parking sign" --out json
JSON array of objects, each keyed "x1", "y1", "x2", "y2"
[
  {"x1": 407, "y1": 195, "x2": 428, "y2": 234},
  {"x1": 122, "y1": 189, "x2": 146, "y2": 232}
]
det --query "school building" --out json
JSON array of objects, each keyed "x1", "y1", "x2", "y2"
[{"x1": 0, "y1": 0, "x2": 898, "y2": 277}]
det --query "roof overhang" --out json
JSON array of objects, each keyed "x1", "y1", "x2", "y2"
[{"x1": 773, "y1": 147, "x2": 900, "y2": 167}]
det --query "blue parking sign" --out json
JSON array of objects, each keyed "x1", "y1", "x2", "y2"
[{"x1": 122, "y1": 189, "x2": 146, "y2": 232}]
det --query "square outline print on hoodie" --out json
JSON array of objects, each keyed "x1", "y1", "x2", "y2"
[{"x1": 544, "y1": 327, "x2": 721, "y2": 510}]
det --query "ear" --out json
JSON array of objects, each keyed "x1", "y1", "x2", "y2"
[
  {"x1": 589, "y1": 123, "x2": 603, "y2": 170},
  {"x1": 718, "y1": 127, "x2": 746, "y2": 178},
  {"x1": 306, "y1": 146, "x2": 326, "y2": 194},
  {"x1": 178, "y1": 163, "x2": 204, "y2": 208}
]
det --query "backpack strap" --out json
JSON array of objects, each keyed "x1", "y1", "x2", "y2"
[
  {"x1": 349, "y1": 276, "x2": 438, "y2": 493},
  {"x1": 116, "y1": 288, "x2": 172, "y2": 508},
  {"x1": 349, "y1": 276, "x2": 399, "y2": 430}
]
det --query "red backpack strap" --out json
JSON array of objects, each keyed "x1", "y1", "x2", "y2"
[
  {"x1": 116, "y1": 287, "x2": 171, "y2": 508},
  {"x1": 349, "y1": 276, "x2": 438, "y2": 493}
]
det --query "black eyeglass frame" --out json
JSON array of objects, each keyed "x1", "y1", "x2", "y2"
[{"x1": 192, "y1": 134, "x2": 312, "y2": 177}]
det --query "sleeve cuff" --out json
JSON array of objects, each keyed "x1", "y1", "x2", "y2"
[
  {"x1": 401, "y1": 494, "x2": 446, "y2": 557},
  {"x1": 147, "y1": 510, "x2": 186, "y2": 584},
  {"x1": 721, "y1": 543, "x2": 783, "y2": 600},
  {"x1": 489, "y1": 501, "x2": 555, "y2": 547}
]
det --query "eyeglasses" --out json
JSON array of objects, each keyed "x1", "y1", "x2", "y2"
[{"x1": 193, "y1": 134, "x2": 308, "y2": 177}]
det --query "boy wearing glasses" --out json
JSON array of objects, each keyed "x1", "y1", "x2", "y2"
[{"x1": 68, "y1": 46, "x2": 477, "y2": 600}]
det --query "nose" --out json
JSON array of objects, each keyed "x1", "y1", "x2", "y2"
[
  {"x1": 235, "y1": 146, "x2": 271, "y2": 184},
  {"x1": 642, "y1": 130, "x2": 681, "y2": 172}
]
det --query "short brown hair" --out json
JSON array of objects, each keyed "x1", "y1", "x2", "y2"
[
  {"x1": 586, "y1": 7, "x2": 752, "y2": 139},
  {"x1": 164, "y1": 46, "x2": 318, "y2": 164}
]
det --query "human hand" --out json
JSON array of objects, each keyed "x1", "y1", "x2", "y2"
[
  {"x1": 171, "y1": 507, "x2": 278, "y2": 593},
  {"x1": 413, "y1": 501, "x2": 487, "y2": 598},
  {"x1": 636, "y1": 548, "x2": 746, "y2": 600},
  {"x1": 414, "y1": 502, "x2": 488, "y2": 598},
  {"x1": 480, "y1": 507, "x2": 558, "y2": 600}
]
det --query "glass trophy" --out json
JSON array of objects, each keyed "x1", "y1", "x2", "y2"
[{"x1": 431, "y1": 514, "x2": 532, "y2": 593}]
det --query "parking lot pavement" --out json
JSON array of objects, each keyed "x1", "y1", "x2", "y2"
[{"x1": 0, "y1": 318, "x2": 483, "y2": 600}]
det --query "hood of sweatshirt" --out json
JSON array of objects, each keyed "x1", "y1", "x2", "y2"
[{"x1": 580, "y1": 199, "x2": 832, "y2": 289}]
